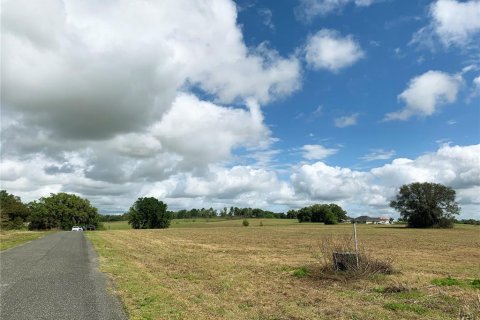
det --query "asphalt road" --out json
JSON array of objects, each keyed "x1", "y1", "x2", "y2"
[{"x1": 0, "y1": 232, "x2": 127, "y2": 320}]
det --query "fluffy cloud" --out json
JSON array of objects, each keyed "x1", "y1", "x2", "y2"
[
  {"x1": 291, "y1": 144, "x2": 480, "y2": 217},
  {"x1": 371, "y1": 144, "x2": 480, "y2": 190},
  {"x1": 430, "y1": 0, "x2": 480, "y2": 46},
  {"x1": 1, "y1": 0, "x2": 300, "y2": 140},
  {"x1": 305, "y1": 29, "x2": 364, "y2": 72},
  {"x1": 411, "y1": 0, "x2": 480, "y2": 49},
  {"x1": 291, "y1": 162, "x2": 371, "y2": 200},
  {"x1": 302, "y1": 145, "x2": 339, "y2": 160},
  {"x1": 296, "y1": 0, "x2": 377, "y2": 20},
  {"x1": 385, "y1": 71, "x2": 461, "y2": 121},
  {"x1": 153, "y1": 94, "x2": 271, "y2": 168},
  {"x1": 334, "y1": 113, "x2": 359, "y2": 127}
]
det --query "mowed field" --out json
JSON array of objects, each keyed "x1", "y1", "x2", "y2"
[{"x1": 88, "y1": 220, "x2": 480, "y2": 320}]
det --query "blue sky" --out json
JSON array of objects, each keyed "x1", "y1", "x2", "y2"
[
  {"x1": 236, "y1": 0, "x2": 479, "y2": 167},
  {"x1": 1, "y1": 0, "x2": 479, "y2": 218}
]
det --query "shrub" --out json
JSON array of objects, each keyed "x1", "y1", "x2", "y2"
[
  {"x1": 435, "y1": 218, "x2": 454, "y2": 228},
  {"x1": 314, "y1": 235, "x2": 394, "y2": 280},
  {"x1": 242, "y1": 219, "x2": 249, "y2": 227},
  {"x1": 259, "y1": 221, "x2": 264, "y2": 227}
]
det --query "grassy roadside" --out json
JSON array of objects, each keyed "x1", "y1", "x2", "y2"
[
  {"x1": 0, "y1": 230, "x2": 56, "y2": 251},
  {"x1": 88, "y1": 221, "x2": 480, "y2": 319}
]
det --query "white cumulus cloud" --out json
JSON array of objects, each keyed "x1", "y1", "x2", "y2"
[
  {"x1": 153, "y1": 94, "x2": 271, "y2": 167},
  {"x1": 430, "y1": 0, "x2": 480, "y2": 47},
  {"x1": 1, "y1": 0, "x2": 301, "y2": 140},
  {"x1": 291, "y1": 144, "x2": 480, "y2": 218},
  {"x1": 305, "y1": 29, "x2": 364, "y2": 72},
  {"x1": 385, "y1": 70, "x2": 461, "y2": 121},
  {"x1": 411, "y1": 0, "x2": 480, "y2": 49}
]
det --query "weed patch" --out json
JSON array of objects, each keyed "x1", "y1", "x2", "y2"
[
  {"x1": 384, "y1": 302, "x2": 428, "y2": 315},
  {"x1": 469, "y1": 279, "x2": 480, "y2": 289},
  {"x1": 292, "y1": 266, "x2": 309, "y2": 278},
  {"x1": 431, "y1": 276, "x2": 461, "y2": 286},
  {"x1": 431, "y1": 276, "x2": 480, "y2": 289},
  {"x1": 314, "y1": 235, "x2": 394, "y2": 280}
]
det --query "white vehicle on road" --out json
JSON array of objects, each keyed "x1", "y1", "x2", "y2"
[{"x1": 71, "y1": 226, "x2": 83, "y2": 231}]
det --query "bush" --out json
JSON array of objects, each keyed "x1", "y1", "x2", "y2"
[
  {"x1": 435, "y1": 218, "x2": 454, "y2": 228},
  {"x1": 242, "y1": 219, "x2": 249, "y2": 227}
]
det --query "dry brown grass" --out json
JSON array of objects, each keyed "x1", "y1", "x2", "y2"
[{"x1": 88, "y1": 221, "x2": 480, "y2": 320}]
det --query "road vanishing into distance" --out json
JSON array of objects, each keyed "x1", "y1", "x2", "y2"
[{"x1": 0, "y1": 232, "x2": 127, "y2": 320}]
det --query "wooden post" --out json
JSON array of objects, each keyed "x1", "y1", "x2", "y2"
[{"x1": 353, "y1": 221, "x2": 359, "y2": 268}]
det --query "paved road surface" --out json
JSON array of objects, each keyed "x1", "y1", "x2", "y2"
[{"x1": 0, "y1": 232, "x2": 127, "y2": 320}]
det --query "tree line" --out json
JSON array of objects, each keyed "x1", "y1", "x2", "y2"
[
  {"x1": 173, "y1": 206, "x2": 287, "y2": 219},
  {"x1": 288, "y1": 203, "x2": 348, "y2": 224},
  {"x1": 1, "y1": 190, "x2": 100, "y2": 230},
  {"x1": 1, "y1": 183, "x2": 472, "y2": 231}
]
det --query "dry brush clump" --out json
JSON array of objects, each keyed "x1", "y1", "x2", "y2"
[{"x1": 313, "y1": 234, "x2": 394, "y2": 280}]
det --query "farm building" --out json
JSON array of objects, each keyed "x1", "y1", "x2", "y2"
[{"x1": 353, "y1": 216, "x2": 390, "y2": 224}]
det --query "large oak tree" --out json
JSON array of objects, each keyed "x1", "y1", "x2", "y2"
[
  {"x1": 29, "y1": 193, "x2": 100, "y2": 230},
  {"x1": 390, "y1": 182, "x2": 460, "y2": 228}
]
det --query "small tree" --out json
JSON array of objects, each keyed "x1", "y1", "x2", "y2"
[
  {"x1": 128, "y1": 197, "x2": 171, "y2": 229},
  {"x1": 390, "y1": 182, "x2": 460, "y2": 228}
]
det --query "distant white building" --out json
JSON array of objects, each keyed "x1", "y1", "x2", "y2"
[{"x1": 353, "y1": 216, "x2": 391, "y2": 224}]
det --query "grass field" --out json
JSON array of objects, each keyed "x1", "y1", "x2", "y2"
[
  {"x1": 89, "y1": 220, "x2": 480, "y2": 319},
  {"x1": 0, "y1": 230, "x2": 55, "y2": 251}
]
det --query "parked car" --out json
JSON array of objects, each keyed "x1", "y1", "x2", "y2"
[
  {"x1": 85, "y1": 225, "x2": 96, "y2": 231},
  {"x1": 71, "y1": 226, "x2": 83, "y2": 231}
]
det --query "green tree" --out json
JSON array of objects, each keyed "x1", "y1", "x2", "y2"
[
  {"x1": 323, "y1": 208, "x2": 338, "y2": 225},
  {"x1": 28, "y1": 193, "x2": 99, "y2": 230},
  {"x1": 390, "y1": 182, "x2": 460, "y2": 228},
  {"x1": 128, "y1": 197, "x2": 171, "y2": 229},
  {"x1": 296, "y1": 203, "x2": 346, "y2": 224},
  {"x1": 328, "y1": 203, "x2": 347, "y2": 221},
  {"x1": 297, "y1": 206, "x2": 312, "y2": 222},
  {"x1": 0, "y1": 190, "x2": 31, "y2": 229},
  {"x1": 286, "y1": 210, "x2": 297, "y2": 219},
  {"x1": 311, "y1": 204, "x2": 326, "y2": 222}
]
